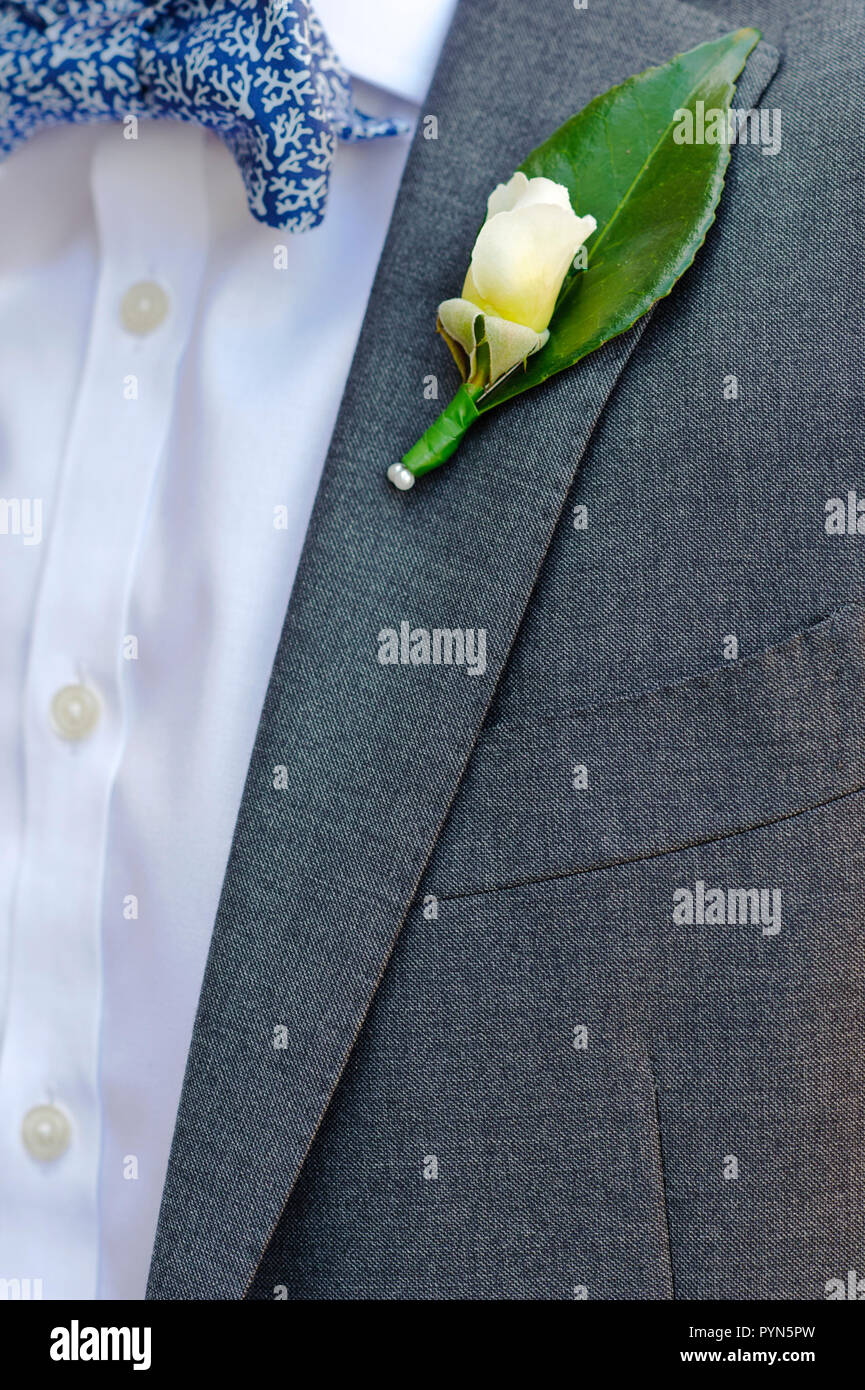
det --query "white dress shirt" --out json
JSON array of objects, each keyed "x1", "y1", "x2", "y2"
[{"x1": 0, "y1": 0, "x2": 456, "y2": 1301}]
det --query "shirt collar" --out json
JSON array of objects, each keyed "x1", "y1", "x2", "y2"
[{"x1": 313, "y1": 0, "x2": 459, "y2": 106}]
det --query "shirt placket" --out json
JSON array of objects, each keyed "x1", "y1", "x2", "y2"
[{"x1": 0, "y1": 122, "x2": 207, "y2": 1300}]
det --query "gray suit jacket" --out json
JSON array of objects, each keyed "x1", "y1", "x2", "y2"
[{"x1": 147, "y1": 0, "x2": 865, "y2": 1300}]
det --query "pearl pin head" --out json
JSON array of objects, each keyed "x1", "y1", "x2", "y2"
[{"x1": 387, "y1": 463, "x2": 415, "y2": 491}]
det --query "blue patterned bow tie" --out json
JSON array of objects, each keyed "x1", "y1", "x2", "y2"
[{"x1": 0, "y1": 0, "x2": 408, "y2": 230}]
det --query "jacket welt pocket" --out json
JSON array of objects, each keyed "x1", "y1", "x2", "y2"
[{"x1": 424, "y1": 605, "x2": 865, "y2": 899}]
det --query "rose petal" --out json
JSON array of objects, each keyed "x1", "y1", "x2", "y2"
[
  {"x1": 485, "y1": 171, "x2": 530, "y2": 221},
  {"x1": 509, "y1": 176, "x2": 576, "y2": 215},
  {"x1": 470, "y1": 203, "x2": 596, "y2": 332}
]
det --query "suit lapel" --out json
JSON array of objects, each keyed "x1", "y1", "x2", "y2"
[{"x1": 147, "y1": 0, "x2": 779, "y2": 1298}]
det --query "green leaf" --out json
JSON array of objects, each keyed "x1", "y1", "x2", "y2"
[{"x1": 479, "y1": 28, "x2": 760, "y2": 412}]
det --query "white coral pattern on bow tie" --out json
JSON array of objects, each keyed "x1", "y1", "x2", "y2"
[{"x1": 0, "y1": 0, "x2": 407, "y2": 230}]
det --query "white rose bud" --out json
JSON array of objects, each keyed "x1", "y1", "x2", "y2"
[{"x1": 437, "y1": 171, "x2": 596, "y2": 388}]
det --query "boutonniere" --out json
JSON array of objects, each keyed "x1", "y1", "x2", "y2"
[{"x1": 388, "y1": 28, "x2": 760, "y2": 489}]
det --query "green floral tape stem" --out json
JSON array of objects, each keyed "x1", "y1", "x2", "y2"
[{"x1": 387, "y1": 382, "x2": 483, "y2": 489}]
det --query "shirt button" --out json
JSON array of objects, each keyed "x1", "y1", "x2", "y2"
[
  {"x1": 21, "y1": 1104, "x2": 72, "y2": 1161},
  {"x1": 50, "y1": 683, "x2": 101, "y2": 741},
  {"x1": 120, "y1": 280, "x2": 170, "y2": 335}
]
